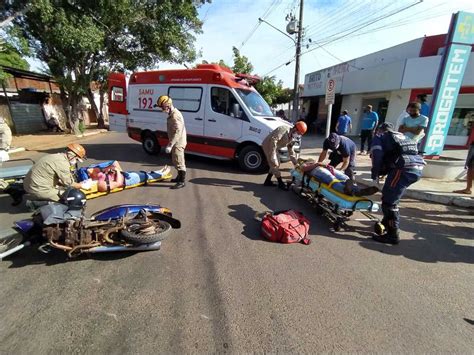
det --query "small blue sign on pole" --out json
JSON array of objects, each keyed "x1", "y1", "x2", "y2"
[{"x1": 422, "y1": 11, "x2": 474, "y2": 156}]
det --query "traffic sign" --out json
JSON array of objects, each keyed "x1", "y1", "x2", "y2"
[{"x1": 325, "y1": 78, "x2": 335, "y2": 105}]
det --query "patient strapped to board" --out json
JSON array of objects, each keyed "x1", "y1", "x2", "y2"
[
  {"x1": 76, "y1": 161, "x2": 171, "y2": 196},
  {"x1": 298, "y1": 160, "x2": 378, "y2": 197}
]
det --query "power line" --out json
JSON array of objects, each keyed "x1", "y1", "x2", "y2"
[
  {"x1": 262, "y1": 0, "x2": 423, "y2": 76},
  {"x1": 238, "y1": 0, "x2": 281, "y2": 51}
]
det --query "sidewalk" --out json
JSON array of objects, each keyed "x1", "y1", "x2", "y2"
[
  {"x1": 9, "y1": 128, "x2": 108, "y2": 153},
  {"x1": 299, "y1": 134, "x2": 473, "y2": 208}
]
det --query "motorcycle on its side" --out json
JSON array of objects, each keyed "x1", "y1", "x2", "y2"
[{"x1": 0, "y1": 191, "x2": 181, "y2": 260}]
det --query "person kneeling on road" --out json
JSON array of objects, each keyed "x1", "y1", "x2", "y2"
[
  {"x1": 262, "y1": 121, "x2": 307, "y2": 190},
  {"x1": 23, "y1": 143, "x2": 91, "y2": 202},
  {"x1": 317, "y1": 132, "x2": 357, "y2": 180},
  {"x1": 155, "y1": 95, "x2": 187, "y2": 190},
  {"x1": 370, "y1": 123, "x2": 425, "y2": 245}
]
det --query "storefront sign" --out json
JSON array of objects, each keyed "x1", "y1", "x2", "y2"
[{"x1": 423, "y1": 11, "x2": 474, "y2": 156}]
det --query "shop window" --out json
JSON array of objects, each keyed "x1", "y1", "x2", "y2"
[
  {"x1": 168, "y1": 86, "x2": 202, "y2": 112},
  {"x1": 448, "y1": 108, "x2": 474, "y2": 136}
]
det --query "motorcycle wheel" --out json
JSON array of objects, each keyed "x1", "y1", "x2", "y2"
[{"x1": 121, "y1": 221, "x2": 172, "y2": 244}]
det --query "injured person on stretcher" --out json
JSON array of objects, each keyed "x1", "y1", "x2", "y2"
[
  {"x1": 77, "y1": 161, "x2": 170, "y2": 193},
  {"x1": 298, "y1": 160, "x2": 379, "y2": 197}
]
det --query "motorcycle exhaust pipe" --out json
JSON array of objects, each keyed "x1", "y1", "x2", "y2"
[
  {"x1": 0, "y1": 241, "x2": 31, "y2": 261},
  {"x1": 87, "y1": 241, "x2": 161, "y2": 254}
]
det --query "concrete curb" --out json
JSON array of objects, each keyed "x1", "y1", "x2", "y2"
[
  {"x1": 355, "y1": 175, "x2": 474, "y2": 209},
  {"x1": 75, "y1": 129, "x2": 108, "y2": 138},
  {"x1": 8, "y1": 147, "x2": 26, "y2": 154}
]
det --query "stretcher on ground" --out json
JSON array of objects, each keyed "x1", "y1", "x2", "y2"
[
  {"x1": 77, "y1": 162, "x2": 172, "y2": 199},
  {"x1": 290, "y1": 167, "x2": 382, "y2": 232},
  {"x1": 0, "y1": 159, "x2": 34, "y2": 185}
]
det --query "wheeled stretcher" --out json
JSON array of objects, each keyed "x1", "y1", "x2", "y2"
[{"x1": 290, "y1": 167, "x2": 381, "y2": 232}]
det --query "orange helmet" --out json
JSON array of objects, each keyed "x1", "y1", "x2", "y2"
[
  {"x1": 294, "y1": 121, "x2": 307, "y2": 135},
  {"x1": 67, "y1": 143, "x2": 87, "y2": 159}
]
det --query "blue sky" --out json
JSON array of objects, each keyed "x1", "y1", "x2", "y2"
[
  {"x1": 26, "y1": 0, "x2": 474, "y2": 87},
  {"x1": 187, "y1": 0, "x2": 474, "y2": 86}
]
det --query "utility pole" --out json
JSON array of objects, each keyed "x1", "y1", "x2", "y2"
[{"x1": 292, "y1": 0, "x2": 304, "y2": 122}]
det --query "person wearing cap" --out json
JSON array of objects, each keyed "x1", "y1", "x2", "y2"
[
  {"x1": 317, "y1": 132, "x2": 357, "y2": 180},
  {"x1": 23, "y1": 143, "x2": 91, "y2": 202},
  {"x1": 370, "y1": 122, "x2": 425, "y2": 244},
  {"x1": 155, "y1": 95, "x2": 187, "y2": 189},
  {"x1": 262, "y1": 121, "x2": 307, "y2": 190}
]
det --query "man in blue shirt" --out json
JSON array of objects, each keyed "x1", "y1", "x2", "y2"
[
  {"x1": 359, "y1": 105, "x2": 379, "y2": 154},
  {"x1": 399, "y1": 102, "x2": 429, "y2": 143},
  {"x1": 370, "y1": 123, "x2": 425, "y2": 244},
  {"x1": 318, "y1": 132, "x2": 357, "y2": 180},
  {"x1": 335, "y1": 110, "x2": 352, "y2": 136},
  {"x1": 416, "y1": 94, "x2": 430, "y2": 117}
]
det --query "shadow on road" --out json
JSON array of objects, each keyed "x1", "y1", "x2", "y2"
[
  {"x1": 4, "y1": 244, "x2": 138, "y2": 268},
  {"x1": 193, "y1": 177, "x2": 474, "y2": 264},
  {"x1": 359, "y1": 204, "x2": 474, "y2": 264}
]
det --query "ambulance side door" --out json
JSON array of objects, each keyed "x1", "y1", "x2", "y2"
[{"x1": 205, "y1": 86, "x2": 244, "y2": 142}]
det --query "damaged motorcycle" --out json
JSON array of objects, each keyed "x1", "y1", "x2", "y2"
[{"x1": 0, "y1": 188, "x2": 181, "y2": 260}]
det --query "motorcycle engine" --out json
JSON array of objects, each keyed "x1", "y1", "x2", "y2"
[{"x1": 43, "y1": 220, "x2": 93, "y2": 248}]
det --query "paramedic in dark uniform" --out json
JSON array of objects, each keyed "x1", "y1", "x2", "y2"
[
  {"x1": 155, "y1": 95, "x2": 187, "y2": 189},
  {"x1": 317, "y1": 132, "x2": 357, "y2": 180},
  {"x1": 23, "y1": 143, "x2": 90, "y2": 201},
  {"x1": 262, "y1": 121, "x2": 307, "y2": 190},
  {"x1": 370, "y1": 123, "x2": 425, "y2": 244}
]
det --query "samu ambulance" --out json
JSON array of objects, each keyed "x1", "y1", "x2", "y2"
[{"x1": 108, "y1": 64, "x2": 298, "y2": 172}]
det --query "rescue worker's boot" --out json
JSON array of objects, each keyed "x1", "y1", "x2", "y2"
[
  {"x1": 263, "y1": 173, "x2": 275, "y2": 187},
  {"x1": 277, "y1": 177, "x2": 288, "y2": 191},
  {"x1": 372, "y1": 228, "x2": 400, "y2": 245},
  {"x1": 171, "y1": 170, "x2": 186, "y2": 189}
]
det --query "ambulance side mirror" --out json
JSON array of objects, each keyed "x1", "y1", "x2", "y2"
[{"x1": 232, "y1": 103, "x2": 242, "y2": 118}]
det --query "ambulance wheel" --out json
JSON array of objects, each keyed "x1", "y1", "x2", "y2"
[
  {"x1": 238, "y1": 145, "x2": 265, "y2": 173},
  {"x1": 374, "y1": 222, "x2": 385, "y2": 236},
  {"x1": 142, "y1": 133, "x2": 160, "y2": 155}
]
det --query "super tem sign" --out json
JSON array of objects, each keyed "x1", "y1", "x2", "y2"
[{"x1": 138, "y1": 88, "x2": 154, "y2": 110}]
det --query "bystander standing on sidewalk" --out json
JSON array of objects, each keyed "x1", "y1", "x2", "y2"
[
  {"x1": 359, "y1": 105, "x2": 379, "y2": 154},
  {"x1": 0, "y1": 115, "x2": 12, "y2": 151},
  {"x1": 335, "y1": 110, "x2": 352, "y2": 136},
  {"x1": 453, "y1": 142, "x2": 474, "y2": 195},
  {"x1": 398, "y1": 102, "x2": 429, "y2": 151}
]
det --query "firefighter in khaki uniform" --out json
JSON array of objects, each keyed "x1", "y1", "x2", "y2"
[
  {"x1": 155, "y1": 95, "x2": 187, "y2": 189},
  {"x1": 262, "y1": 121, "x2": 307, "y2": 190},
  {"x1": 23, "y1": 143, "x2": 91, "y2": 201}
]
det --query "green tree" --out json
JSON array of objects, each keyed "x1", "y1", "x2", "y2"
[
  {"x1": 254, "y1": 76, "x2": 290, "y2": 107},
  {"x1": 231, "y1": 46, "x2": 253, "y2": 74},
  {"x1": 0, "y1": 28, "x2": 30, "y2": 83},
  {"x1": 1, "y1": 0, "x2": 206, "y2": 130}
]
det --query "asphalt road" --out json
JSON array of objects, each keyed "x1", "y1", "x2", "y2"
[{"x1": 1, "y1": 132, "x2": 473, "y2": 353}]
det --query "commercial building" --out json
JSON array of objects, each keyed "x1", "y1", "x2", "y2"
[{"x1": 301, "y1": 34, "x2": 474, "y2": 148}]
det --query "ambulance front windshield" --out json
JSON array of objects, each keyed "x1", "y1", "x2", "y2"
[{"x1": 235, "y1": 89, "x2": 273, "y2": 117}]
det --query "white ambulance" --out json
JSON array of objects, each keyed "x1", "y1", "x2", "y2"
[{"x1": 108, "y1": 64, "x2": 298, "y2": 172}]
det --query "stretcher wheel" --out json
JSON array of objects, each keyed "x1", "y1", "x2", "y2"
[
  {"x1": 374, "y1": 222, "x2": 385, "y2": 236},
  {"x1": 315, "y1": 205, "x2": 324, "y2": 215},
  {"x1": 333, "y1": 220, "x2": 342, "y2": 232}
]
